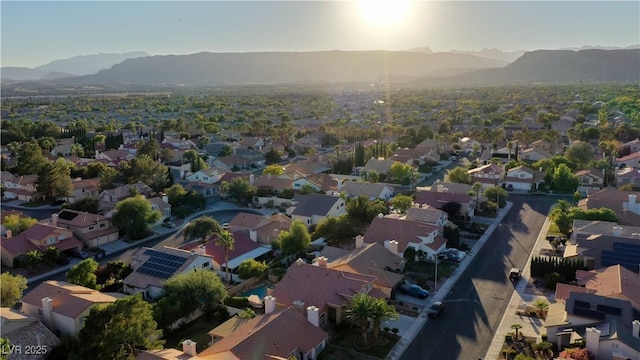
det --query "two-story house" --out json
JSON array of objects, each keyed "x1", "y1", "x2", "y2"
[
  {"x1": 2, "y1": 174, "x2": 40, "y2": 202},
  {"x1": 616, "y1": 151, "x2": 640, "y2": 169},
  {"x1": 98, "y1": 182, "x2": 153, "y2": 212},
  {"x1": 404, "y1": 205, "x2": 449, "y2": 233},
  {"x1": 184, "y1": 168, "x2": 225, "y2": 184},
  {"x1": 520, "y1": 147, "x2": 553, "y2": 162},
  {"x1": 503, "y1": 165, "x2": 545, "y2": 191},
  {"x1": 0, "y1": 224, "x2": 82, "y2": 267},
  {"x1": 67, "y1": 178, "x2": 100, "y2": 204},
  {"x1": 467, "y1": 163, "x2": 504, "y2": 188},
  {"x1": 577, "y1": 190, "x2": 640, "y2": 226},
  {"x1": 289, "y1": 194, "x2": 345, "y2": 226},
  {"x1": 415, "y1": 190, "x2": 475, "y2": 221},
  {"x1": 47, "y1": 210, "x2": 119, "y2": 248},
  {"x1": 0, "y1": 307, "x2": 60, "y2": 359},
  {"x1": 340, "y1": 181, "x2": 394, "y2": 201},
  {"x1": 21, "y1": 281, "x2": 124, "y2": 336},
  {"x1": 228, "y1": 213, "x2": 291, "y2": 246},
  {"x1": 575, "y1": 168, "x2": 605, "y2": 195}
]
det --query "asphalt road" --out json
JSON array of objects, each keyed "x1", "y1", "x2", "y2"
[{"x1": 400, "y1": 194, "x2": 559, "y2": 360}]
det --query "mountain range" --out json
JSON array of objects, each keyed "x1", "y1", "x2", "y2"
[{"x1": 2, "y1": 47, "x2": 638, "y2": 88}]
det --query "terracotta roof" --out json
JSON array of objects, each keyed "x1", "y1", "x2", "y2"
[
  {"x1": 14, "y1": 174, "x2": 38, "y2": 186},
  {"x1": 304, "y1": 173, "x2": 338, "y2": 191},
  {"x1": 329, "y1": 243, "x2": 405, "y2": 291},
  {"x1": 575, "y1": 265, "x2": 640, "y2": 307},
  {"x1": 270, "y1": 261, "x2": 381, "y2": 310},
  {"x1": 198, "y1": 307, "x2": 328, "y2": 360},
  {"x1": 54, "y1": 209, "x2": 109, "y2": 228},
  {"x1": 253, "y1": 176, "x2": 293, "y2": 190},
  {"x1": 616, "y1": 151, "x2": 640, "y2": 162},
  {"x1": 71, "y1": 177, "x2": 100, "y2": 191},
  {"x1": 229, "y1": 213, "x2": 272, "y2": 230},
  {"x1": 415, "y1": 191, "x2": 472, "y2": 208},
  {"x1": 468, "y1": 163, "x2": 504, "y2": 175},
  {"x1": 574, "y1": 168, "x2": 604, "y2": 178},
  {"x1": 364, "y1": 216, "x2": 438, "y2": 253},
  {"x1": 0, "y1": 308, "x2": 60, "y2": 355},
  {"x1": 1, "y1": 224, "x2": 81, "y2": 256},
  {"x1": 180, "y1": 231, "x2": 259, "y2": 266},
  {"x1": 21, "y1": 281, "x2": 123, "y2": 319},
  {"x1": 554, "y1": 283, "x2": 596, "y2": 302}
]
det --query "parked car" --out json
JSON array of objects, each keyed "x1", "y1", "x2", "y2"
[
  {"x1": 427, "y1": 301, "x2": 444, "y2": 318},
  {"x1": 72, "y1": 251, "x2": 90, "y2": 259},
  {"x1": 399, "y1": 284, "x2": 429, "y2": 299},
  {"x1": 162, "y1": 221, "x2": 176, "y2": 228},
  {"x1": 222, "y1": 222, "x2": 230, "y2": 230}
]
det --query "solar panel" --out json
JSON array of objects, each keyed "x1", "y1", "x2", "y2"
[
  {"x1": 601, "y1": 242, "x2": 640, "y2": 271},
  {"x1": 136, "y1": 249, "x2": 189, "y2": 279}
]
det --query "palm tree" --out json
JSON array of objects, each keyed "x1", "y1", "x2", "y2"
[
  {"x1": 468, "y1": 182, "x2": 483, "y2": 212},
  {"x1": 533, "y1": 299, "x2": 549, "y2": 319},
  {"x1": 507, "y1": 141, "x2": 513, "y2": 160},
  {"x1": 511, "y1": 323, "x2": 523, "y2": 339},
  {"x1": 344, "y1": 292, "x2": 376, "y2": 345},
  {"x1": 24, "y1": 250, "x2": 42, "y2": 271},
  {"x1": 216, "y1": 231, "x2": 235, "y2": 285},
  {"x1": 370, "y1": 298, "x2": 399, "y2": 343}
]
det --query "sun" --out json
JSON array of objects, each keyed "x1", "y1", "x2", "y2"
[{"x1": 357, "y1": 0, "x2": 413, "y2": 28}]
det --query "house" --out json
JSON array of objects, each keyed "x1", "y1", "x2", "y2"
[
  {"x1": 619, "y1": 138, "x2": 640, "y2": 155},
  {"x1": 616, "y1": 151, "x2": 640, "y2": 169},
  {"x1": 180, "y1": 231, "x2": 271, "y2": 283},
  {"x1": 212, "y1": 155, "x2": 255, "y2": 171},
  {"x1": 340, "y1": 181, "x2": 394, "y2": 201},
  {"x1": 404, "y1": 205, "x2": 449, "y2": 232},
  {"x1": 199, "y1": 305, "x2": 328, "y2": 360},
  {"x1": 415, "y1": 190, "x2": 475, "y2": 220},
  {"x1": 574, "y1": 265, "x2": 640, "y2": 309},
  {"x1": 98, "y1": 182, "x2": 153, "y2": 212},
  {"x1": 20, "y1": 281, "x2": 124, "y2": 336},
  {"x1": 503, "y1": 165, "x2": 545, "y2": 191},
  {"x1": 238, "y1": 137, "x2": 264, "y2": 150},
  {"x1": 149, "y1": 196, "x2": 172, "y2": 221},
  {"x1": 253, "y1": 174, "x2": 294, "y2": 194},
  {"x1": 327, "y1": 238, "x2": 405, "y2": 297},
  {"x1": 0, "y1": 307, "x2": 60, "y2": 360},
  {"x1": 67, "y1": 177, "x2": 100, "y2": 204},
  {"x1": 575, "y1": 168, "x2": 605, "y2": 195},
  {"x1": 616, "y1": 167, "x2": 640, "y2": 188},
  {"x1": 577, "y1": 190, "x2": 640, "y2": 226},
  {"x1": 228, "y1": 213, "x2": 291, "y2": 246},
  {"x1": 123, "y1": 247, "x2": 214, "y2": 300},
  {"x1": 415, "y1": 138, "x2": 449, "y2": 154},
  {"x1": 467, "y1": 163, "x2": 504, "y2": 188},
  {"x1": 544, "y1": 291, "x2": 639, "y2": 359},
  {"x1": 289, "y1": 194, "x2": 345, "y2": 226},
  {"x1": 363, "y1": 216, "x2": 447, "y2": 260},
  {"x1": 94, "y1": 149, "x2": 134, "y2": 163},
  {"x1": 292, "y1": 173, "x2": 339, "y2": 193},
  {"x1": 175, "y1": 180, "x2": 216, "y2": 199},
  {"x1": 2, "y1": 174, "x2": 40, "y2": 202},
  {"x1": 45, "y1": 209, "x2": 119, "y2": 248},
  {"x1": 184, "y1": 168, "x2": 225, "y2": 184},
  {"x1": 360, "y1": 158, "x2": 397, "y2": 177},
  {"x1": 0, "y1": 224, "x2": 82, "y2": 267},
  {"x1": 269, "y1": 260, "x2": 385, "y2": 326},
  {"x1": 520, "y1": 147, "x2": 553, "y2": 162}
]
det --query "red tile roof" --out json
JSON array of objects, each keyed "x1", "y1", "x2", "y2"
[
  {"x1": 180, "y1": 231, "x2": 258, "y2": 266},
  {"x1": 198, "y1": 307, "x2": 328, "y2": 360},
  {"x1": 228, "y1": 213, "x2": 272, "y2": 230},
  {"x1": 363, "y1": 216, "x2": 438, "y2": 253},
  {"x1": 1, "y1": 224, "x2": 81, "y2": 256}
]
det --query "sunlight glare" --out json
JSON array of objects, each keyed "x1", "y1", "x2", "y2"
[{"x1": 357, "y1": 0, "x2": 414, "y2": 28}]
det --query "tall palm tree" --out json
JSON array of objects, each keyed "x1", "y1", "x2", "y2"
[
  {"x1": 344, "y1": 292, "x2": 376, "y2": 344},
  {"x1": 370, "y1": 298, "x2": 399, "y2": 343},
  {"x1": 216, "y1": 231, "x2": 235, "y2": 285},
  {"x1": 511, "y1": 323, "x2": 523, "y2": 339}
]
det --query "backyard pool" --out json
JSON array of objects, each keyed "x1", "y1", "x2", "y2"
[{"x1": 239, "y1": 285, "x2": 273, "y2": 299}]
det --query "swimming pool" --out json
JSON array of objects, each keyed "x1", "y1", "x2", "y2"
[{"x1": 239, "y1": 285, "x2": 273, "y2": 299}]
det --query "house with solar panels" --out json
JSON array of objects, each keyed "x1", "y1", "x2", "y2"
[{"x1": 123, "y1": 247, "x2": 214, "y2": 300}]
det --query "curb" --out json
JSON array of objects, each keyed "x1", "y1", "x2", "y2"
[{"x1": 386, "y1": 201, "x2": 514, "y2": 360}]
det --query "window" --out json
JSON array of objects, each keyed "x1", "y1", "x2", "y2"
[
  {"x1": 100, "y1": 223, "x2": 105, "y2": 228},
  {"x1": 88, "y1": 226, "x2": 94, "y2": 230},
  {"x1": 202, "y1": 262, "x2": 209, "y2": 268},
  {"x1": 46, "y1": 237, "x2": 56, "y2": 245}
]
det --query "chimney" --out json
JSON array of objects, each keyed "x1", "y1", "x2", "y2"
[
  {"x1": 385, "y1": 240, "x2": 399, "y2": 255},
  {"x1": 249, "y1": 174, "x2": 255, "y2": 185},
  {"x1": 264, "y1": 295, "x2": 276, "y2": 314},
  {"x1": 316, "y1": 256, "x2": 328, "y2": 267},
  {"x1": 629, "y1": 194, "x2": 638, "y2": 211},
  {"x1": 295, "y1": 258, "x2": 305, "y2": 266},
  {"x1": 355, "y1": 235, "x2": 364, "y2": 249},
  {"x1": 306, "y1": 305, "x2": 320, "y2": 327},
  {"x1": 585, "y1": 327, "x2": 600, "y2": 356},
  {"x1": 292, "y1": 300, "x2": 305, "y2": 313},
  {"x1": 633, "y1": 320, "x2": 640, "y2": 338},
  {"x1": 41, "y1": 297, "x2": 54, "y2": 328},
  {"x1": 51, "y1": 213, "x2": 59, "y2": 227},
  {"x1": 197, "y1": 245, "x2": 206, "y2": 255},
  {"x1": 267, "y1": 173, "x2": 271, "y2": 180},
  {"x1": 5, "y1": 230, "x2": 12, "y2": 239},
  {"x1": 182, "y1": 339, "x2": 197, "y2": 356},
  {"x1": 162, "y1": 195, "x2": 169, "y2": 203},
  {"x1": 612, "y1": 226, "x2": 623, "y2": 237}
]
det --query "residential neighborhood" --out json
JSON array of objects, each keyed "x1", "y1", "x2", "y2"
[{"x1": 1, "y1": 82, "x2": 639, "y2": 360}]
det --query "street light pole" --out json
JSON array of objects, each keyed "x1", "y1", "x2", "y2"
[{"x1": 434, "y1": 254, "x2": 438, "y2": 292}]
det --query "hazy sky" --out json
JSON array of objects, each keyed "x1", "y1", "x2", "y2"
[{"x1": 2, "y1": 1, "x2": 639, "y2": 68}]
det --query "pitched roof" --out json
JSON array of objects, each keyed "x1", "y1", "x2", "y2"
[
  {"x1": 572, "y1": 219, "x2": 640, "y2": 238},
  {"x1": 229, "y1": 213, "x2": 272, "y2": 230},
  {"x1": 428, "y1": 181, "x2": 473, "y2": 195},
  {"x1": 361, "y1": 158, "x2": 396, "y2": 174},
  {"x1": 554, "y1": 283, "x2": 596, "y2": 301},
  {"x1": 574, "y1": 168, "x2": 604, "y2": 179},
  {"x1": 616, "y1": 151, "x2": 640, "y2": 162},
  {"x1": 137, "y1": 348, "x2": 202, "y2": 360},
  {"x1": 1, "y1": 224, "x2": 82, "y2": 256},
  {"x1": 123, "y1": 247, "x2": 203, "y2": 290},
  {"x1": 71, "y1": 177, "x2": 100, "y2": 191},
  {"x1": 468, "y1": 163, "x2": 504, "y2": 175},
  {"x1": 405, "y1": 206, "x2": 447, "y2": 225},
  {"x1": 329, "y1": 243, "x2": 405, "y2": 291},
  {"x1": 21, "y1": 281, "x2": 123, "y2": 319},
  {"x1": 303, "y1": 173, "x2": 338, "y2": 191},
  {"x1": 198, "y1": 307, "x2": 328, "y2": 360},
  {"x1": 363, "y1": 216, "x2": 438, "y2": 253},
  {"x1": 341, "y1": 182, "x2": 392, "y2": 199},
  {"x1": 0, "y1": 308, "x2": 60, "y2": 350},
  {"x1": 180, "y1": 231, "x2": 260, "y2": 266},
  {"x1": 54, "y1": 209, "x2": 109, "y2": 228},
  {"x1": 270, "y1": 261, "x2": 380, "y2": 310},
  {"x1": 415, "y1": 191, "x2": 472, "y2": 208},
  {"x1": 291, "y1": 194, "x2": 342, "y2": 217},
  {"x1": 575, "y1": 264, "x2": 640, "y2": 308}
]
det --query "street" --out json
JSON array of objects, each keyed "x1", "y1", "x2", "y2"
[{"x1": 401, "y1": 194, "x2": 558, "y2": 360}]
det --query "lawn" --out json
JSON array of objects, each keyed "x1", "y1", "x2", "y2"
[
  {"x1": 330, "y1": 330, "x2": 399, "y2": 359},
  {"x1": 406, "y1": 260, "x2": 457, "y2": 278},
  {"x1": 547, "y1": 222, "x2": 561, "y2": 236},
  {"x1": 162, "y1": 315, "x2": 216, "y2": 353}
]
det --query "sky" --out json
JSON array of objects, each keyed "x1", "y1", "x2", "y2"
[{"x1": 2, "y1": 1, "x2": 639, "y2": 68}]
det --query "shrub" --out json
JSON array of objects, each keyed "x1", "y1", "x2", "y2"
[
  {"x1": 392, "y1": 328, "x2": 399, "y2": 335},
  {"x1": 224, "y1": 297, "x2": 249, "y2": 309},
  {"x1": 384, "y1": 327, "x2": 390, "y2": 333},
  {"x1": 541, "y1": 334, "x2": 548, "y2": 341},
  {"x1": 505, "y1": 334, "x2": 513, "y2": 342}
]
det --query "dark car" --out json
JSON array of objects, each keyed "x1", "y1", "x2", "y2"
[
  {"x1": 399, "y1": 284, "x2": 429, "y2": 299},
  {"x1": 427, "y1": 301, "x2": 444, "y2": 318}
]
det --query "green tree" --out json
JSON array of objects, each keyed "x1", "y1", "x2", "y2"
[
  {"x1": 0, "y1": 273, "x2": 27, "y2": 308},
  {"x1": 120, "y1": 155, "x2": 167, "y2": 192},
  {"x1": 106, "y1": 261, "x2": 134, "y2": 281},
  {"x1": 311, "y1": 215, "x2": 358, "y2": 243},
  {"x1": 23, "y1": 250, "x2": 42, "y2": 271},
  {"x1": 77, "y1": 294, "x2": 163, "y2": 360},
  {"x1": 238, "y1": 307, "x2": 256, "y2": 319},
  {"x1": 66, "y1": 258, "x2": 99, "y2": 288},
  {"x1": 183, "y1": 149, "x2": 208, "y2": 172},
  {"x1": 216, "y1": 231, "x2": 235, "y2": 284},
  {"x1": 262, "y1": 164, "x2": 285, "y2": 176},
  {"x1": 14, "y1": 140, "x2": 48, "y2": 175},
  {"x1": 183, "y1": 216, "x2": 222, "y2": 242},
  {"x1": 264, "y1": 148, "x2": 282, "y2": 164},
  {"x1": 511, "y1": 323, "x2": 523, "y2": 339},
  {"x1": 0, "y1": 337, "x2": 9, "y2": 360},
  {"x1": 346, "y1": 195, "x2": 387, "y2": 230},
  {"x1": 98, "y1": 166, "x2": 120, "y2": 191},
  {"x1": 37, "y1": 159, "x2": 73, "y2": 202},
  {"x1": 68, "y1": 197, "x2": 100, "y2": 213},
  {"x1": 238, "y1": 259, "x2": 269, "y2": 279},
  {"x1": 364, "y1": 169, "x2": 380, "y2": 183},
  {"x1": 344, "y1": 292, "x2": 376, "y2": 344},
  {"x1": 227, "y1": 177, "x2": 257, "y2": 205},
  {"x1": 389, "y1": 162, "x2": 413, "y2": 182},
  {"x1": 468, "y1": 182, "x2": 483, "y2": 212},
  {"x1": 2, "y1": 214, "x2": 37, "y2": 234},
  {"x1": 136, "y1": 139, "x2": 160, "y2": 159},
  {"x1": 42, "y1": 246, "x2": 63, "y2": 266},
  {"x1": 447, "y1": 166, "x2": 471, "y2": 184},
  {"x1": 111, "y1": 195, "x2": 161, "y2": 240},
  {"x1": 565, "y1": 141, "x2": 594, "y2": 169},
  {"x1": 164, "y1": 184, "x2": 188, "y2": 206},
  {"x1": 279, "y1": 220, "x2": 311, "y2": 256},
  {"x1": 483, "y1": 186, "x2": 508, "y2": 208},
  {"x1": 391, "y1": 194, "x2": 413, "y2": 213},
  {"x1": 370, "y1": 298, "x2": 399, "y2": 343},
  {"x1": 533, "y1": 299, "x2": 549, "y2": 318},
  {"x1": 552, "y1": 164, "x2": 579, "y2": 193}
]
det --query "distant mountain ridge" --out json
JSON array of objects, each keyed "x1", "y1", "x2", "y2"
[
  {"x1": 58, "y1": 50, "x2": 508, "y2": 85},
  {"x1": 1, "y1": 51, "x2": 150, "y2": 80}
]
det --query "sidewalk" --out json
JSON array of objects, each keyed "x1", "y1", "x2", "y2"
[
  {"x1": 484, "y1": 210, "x2": 556, "y2": 360},
  {"x1": 25, "y1": 201, "x2": 244, "y2": 284},
  {"x1": 385, "y1": 201, "x2": 515, "y2": 360}
]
